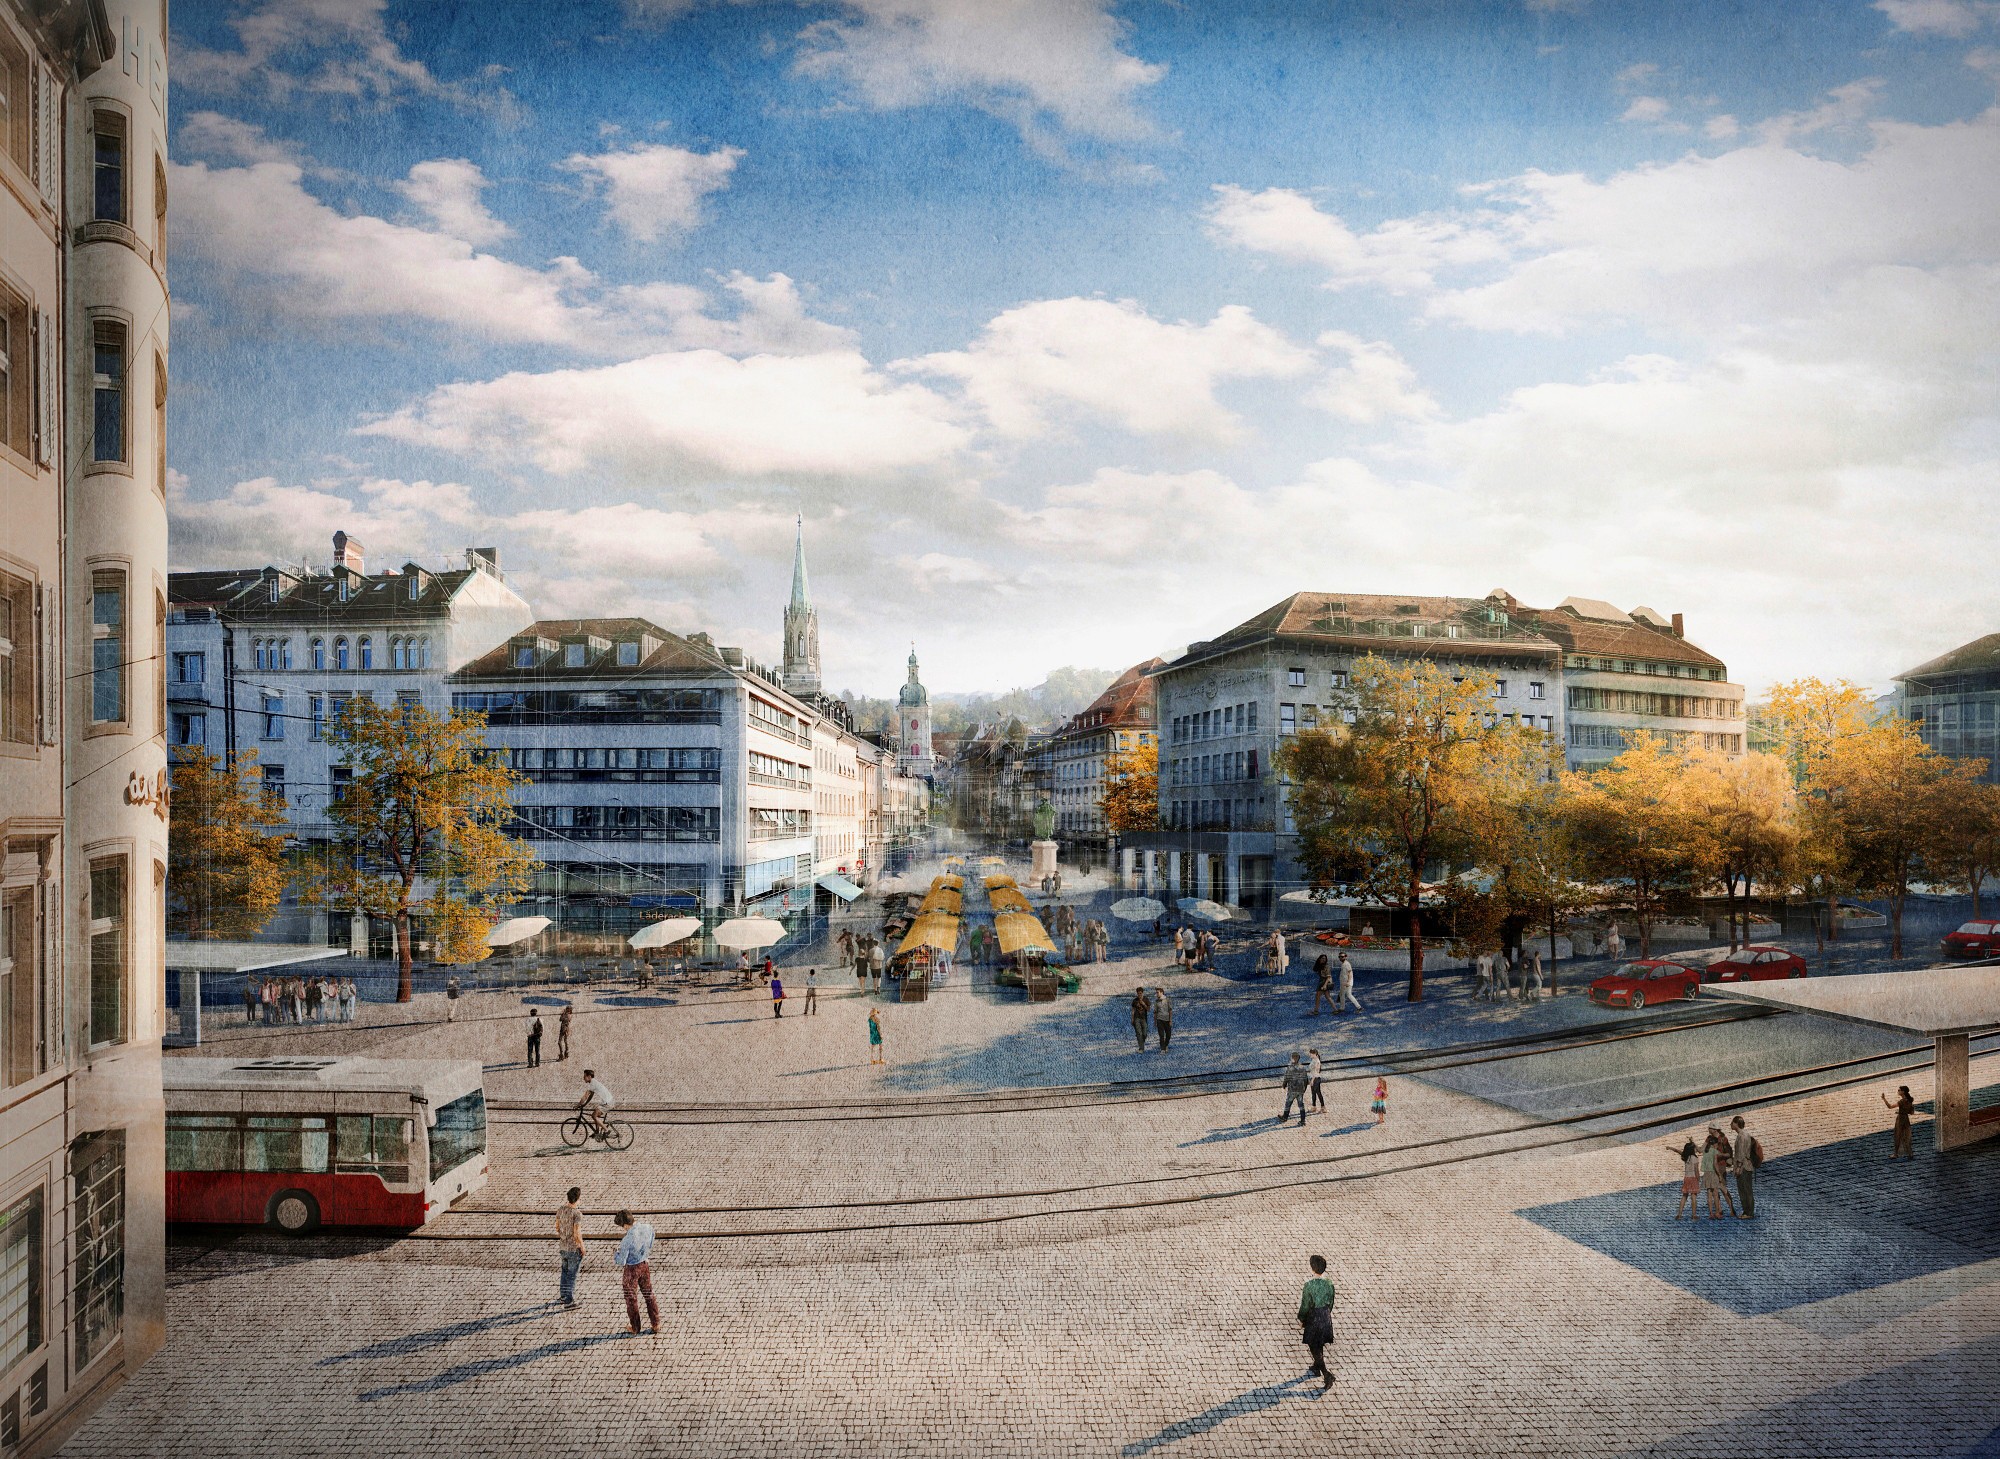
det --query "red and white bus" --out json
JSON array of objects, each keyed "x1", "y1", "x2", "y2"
[{"x1": 164, "y1": 1057, "x2": 489, "y2": 1233}]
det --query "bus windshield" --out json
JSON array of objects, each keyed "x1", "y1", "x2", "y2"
[{"x1": 427, "y1": 1090, "x2": 487, "y2": 1181}]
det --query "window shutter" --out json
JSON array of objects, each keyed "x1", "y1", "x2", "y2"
[
  {"x1": 35, "y1": 309, "x2": 54, "y2": 468},
  {"x1": 35, "y1": 583, "x2": 54, "y2": 745},
  {"x1": 34, "y1": 65, "x2": 59, "y2": 209}
]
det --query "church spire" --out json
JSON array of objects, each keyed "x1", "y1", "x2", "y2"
[{"x1": 790, "y1": 515, "x2": 811, "y2": 610}]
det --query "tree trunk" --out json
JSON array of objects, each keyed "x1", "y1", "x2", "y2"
[
  {"x1": 1973, "y1": 873, "x2": 1984, "y2": 921},
  {"x1": 1406, "y1": 879, "x2": 1425, "y2": 1002},
  {"x1": 1547, "y1": 911, "x2": 1560, "y2": 996},
  {"x1": 395, "y1": 902, "x2": 414, "y2": 1003},
  {"x1": 1826, "y1": 888, "x2": 1840, "y2": 942},
  {"x1": 1889, "y1": 890, "x2": 1904, "y2": 960}
]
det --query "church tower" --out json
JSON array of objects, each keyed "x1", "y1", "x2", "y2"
[
  {"x1": 898, "y1": 644, "x2": 934, "y2": 778},
  {"x1": 782, "y1": 517, "x2": 822, "y2": 696}
]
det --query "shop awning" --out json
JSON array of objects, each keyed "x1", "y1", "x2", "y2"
[
  {"x1": 918, "y1": 891, "x2": 963, "y2": 917},
  {"x1": 983, "y1": 874, "x2": 1017, "y2": 891},
  {"x1": 994, "y1": 912, "x2": 1056, "y2": 957},
  {"x1": 897, "y1": 913, "x2": 961, "y2": 957},
  {"x1": 989, "y1": 887, "x2": 1034, "y2": 915},
  {"x1": 817, "y1": 873, "x2": 864, "y2": 903},
  {"x1": 934, "y1": 873, "x2": 964, "y2": 892}
]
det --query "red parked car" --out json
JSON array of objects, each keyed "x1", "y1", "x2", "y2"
[
  {"x1": 1704, "y1": 945, "x2": 1808, "y2": 982},
  {"x1": 1940, "y1": 921, "x2": 2000, "y2": 959},
  {"x1": 1587, "y1": 959, "x2": 1703, "y2": 1010}
]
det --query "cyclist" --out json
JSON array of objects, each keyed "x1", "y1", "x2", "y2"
[{"x1": 576, "y1": 1069, "x2": 616, "y2": 1141}]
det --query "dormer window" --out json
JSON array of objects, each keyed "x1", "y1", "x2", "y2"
[
  {"x1": 513, "y1": 644, "x2": 536, "y2": 669},
  {"x1": 407, "y1": 575, "x2": 420, "y2": 600},
  {"x1": 337, "y1": 576, "x2": 350, "y2": 603},
  {"x1": 617, "y1": 641, "x2": 639, "y2": 667},
  {"x1": 267, "y1": 577, "x2": 280, "y2": 603}
]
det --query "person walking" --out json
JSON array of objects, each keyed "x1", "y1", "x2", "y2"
[
  {"x1": 1337, "y1": 952, "x2": 1362, "y2": 1014},
  {"x1": 1270, "y1": 929, "x2": 1290, "y2": 977},
  {"x1": 770, "y1": 973, "x2": 786, "y2": 1017},
  {"x1": 611, "y1": 1210, "x2": 661, "y2": 1336},
  {"x1": 1526, "y1": 948, "x2": 1545, "y2": 1002},
  {"x1": 1370, "y1": 1076, "x2": 1388, "y2": 1126},
  {"x1": 555, "y1": 1186, "x2": 585, "y2": 1307},
  {"x1": 1311, "y1": 954, "x2": 1334, "y2": 1016},
  {"x1": 341, "y1": 976, "x2": 358, "y2": 1022},
  {"x1": 970, "y1": 924, "x2": 985, "y2": 967},
  {"x1": 1711, "y1": 1128, "x2": 1740, "y2": 1217},
  {"x1": 1152, "y1": 987, "x2": 1173, "y2": 1051},
  {"x1": 1729, "y1": 1116, "x2": 1758, "y2": 1218},
  {"x1": 1674, "y1": 1139, "x2": 1702, "y2": 1220},
  {"x1": 242, "y1": 975, "x2": 259, "y2": 1025},
  {"x1": 1884, "y1": 1085, "x2": 1916, "y2": 1160},
  {"x1": 856, "y1": 938, "x2": 871, "y2": 985},
  {"x1": 1201, "y1": 928, "x2": 1219, "y2": 971},
  {"x1": 804, "y1": 968, "x2": 818, "y2": 1015},
  {"x1": 867, "y1": 1007, "x2": 885, "y2": 1065},
  {"x1": 1307, "y1": 1048, "x2": 1325, "y2": 1112},
  {"x1": 1130, "y1": 988, "x2": 1151, "y2": 1051},
  {"x1": 870, "y1": 940, "x2": 886, "y2": 992},
  {"x1": 1492, "y1": 950, "x2": 1513, "y2": 1001},
  {"x1": 1281, "y1": 1054, "x2": 1311, "y2": 1126},
  {"x1": 1473, "y1": 951, "x2": 1493, "y2": 1001},
  {"x1": 527, "y1": 1010, "x2": 543, "y2": 1068},
  {"x1": 1297, "y1": 1254, "x2": 1336, "y2": 1391},
  {"x1": 445, "y1": 975, "x2": 461, "y2": 1022},
  {"x1": 305, "y1": 977, "x2": 322, "y2": 1023},
  {"x1": 557, "y1": 1004, "x2": 573, "y2": 1062}
]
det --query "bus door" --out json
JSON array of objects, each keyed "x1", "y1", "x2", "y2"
[{"x1": 332, "y1": 1097, "x2": 421, "y2": 1226}]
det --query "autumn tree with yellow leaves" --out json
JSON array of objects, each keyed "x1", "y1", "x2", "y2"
[
  {"x1": 166, "y1": 747, "x2": 293, "y2": 940},
  {"x1": 1099, "y1": 742, "x2": 1159, "y2": 833}
]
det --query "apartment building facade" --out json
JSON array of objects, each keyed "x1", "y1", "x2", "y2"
[
  {"x1": 1896, "y1": 633, "x2": 2000, "y2": 785},
  {"x1": 1, "y1": 2, "x2": 171, "y2": 1451},
  {"x1": 1050, "y1": 659, "x2": 1159, "y2": 841}
]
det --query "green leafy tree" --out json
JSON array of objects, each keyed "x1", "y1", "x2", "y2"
[
  {"x1": 166, "y1": 747, "x2": 292, "y2": 939},
  {"x1": 306, "y1": 699, "x2": 535, "y2": 1001},
  {"x1": 1278, "y1": 656, "x2": 1550, "y2": 1001}
]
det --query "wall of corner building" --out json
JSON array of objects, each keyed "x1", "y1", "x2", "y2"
[{"x1": 441, "y1": 565, "x2": 535, "y2": 673}]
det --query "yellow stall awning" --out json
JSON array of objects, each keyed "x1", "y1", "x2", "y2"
[
  {"x1": 988, "y1": 887, "x2": 1034, "y2": 915},
  {"x1": 934, "y1": 873, "x2": 964, "y2": 892},
  {"x1": 983, "y1": 874, "x2": 1017, "y2": 891},
  {"x1": 918, "y1": 888, "x2": 963, "y2": 916},
  {"x1": 897, "y1": 913, "x2": 961, "y2": 958},
  {"x1": 993, "y1": 912, "x2": 1056, "y2": 957}
]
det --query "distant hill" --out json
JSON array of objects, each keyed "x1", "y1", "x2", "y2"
[{"x1": 839, "y1": 665, "x2": 1120, "y2": 739}]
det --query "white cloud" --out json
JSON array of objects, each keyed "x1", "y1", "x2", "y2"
[
  {"x1": 177, "y1": 0, "x2": 517, "y2": 118},
  {"x1": 360, "y1": 349, "x2": 970, "y2": 481},
  {"x1": 167, "y1": 470, "x2": 486, "y2": 569},
  {"x1": 791, "y1": 0, "x2": 1166, "y2": 155},
  {"x1": 1704, "y1": 114, "x2": 1741, "y2": 141},
  {"x1": 1620, "y1": 96, "x2": 1672, "y2": 124},
  {"x1": 902, "y1": 297, "x2": 1314, "y2": 441},
  {"x1": 177, "y1": 111, "x2": 305, "y2": 167},
  {"x1": 1615, "y1": 62, "x2": 1659, "y2": 86},
  {"x1": 560, "y1": 141, "x2": 743, "y2": 242},
  {"x1": 613, "y1": 271, "x2": 858, "y2": 355},
  {"x1": 1874, "y1": 0, "x2": 1994, "y2": 37},
  {"x1": 396, "y1": 158, "x2": 510, "y2": 246},
  {"x1": 501, "y1": 502, "x2": 788, "y2": 580},
  {"x1": 1206, "y1": 185, "x2": 1507, "y2": 295},
  {"x1": 1309, "y1": 332, "x2": 1438, "y2": 424}
]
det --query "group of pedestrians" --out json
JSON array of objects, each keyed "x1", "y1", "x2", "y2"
[
  {"x1": 242, "y1": 972, "x2": 356, "y2": 1025},
  {"x1": 1168, "y1": 924, "x2": 1218, "y2": 970},
  {"x1": 1309, "y1": 952, "x2": 1363, "y2": 1015},
  {"x1": 1280, "y1": 1052, "x2": 1386, "y2": 1127},
  {"x1": 836, "y1": 929, "x2": 889, "y2": 989},
  {"x1": 1043, "y1": 903, "x2": 1107, "y2": 963},
  {"x1": 1673, "y1": 1115, "x2": 1761, "y2": 1219},
  {"x1": 768, "y1": 968, "x2": 821, "y2": 1016},
  {"x1": 524, "y1": 1005, "x2": 573, "y2": 1066},
  {"x1": 1472, "y1": 947, "x2": 1547, "y2": 1001},
  {"x1": 1129, "y1": 986, "x2": 1173, "y2": 1049},
  {"x1": 552, "y1": 1187, "x2": 661, "y2": 1336}
]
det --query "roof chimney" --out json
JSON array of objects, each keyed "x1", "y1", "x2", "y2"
[
  {"x1": 466, "y1": 546, "x2": 501, "y2": 576},
  {"x1": 1671, "y1": 612, "x2": 1685, "y2": 638},
  {"x1": 332, "y1": 531, "x2": 364, "y2": 575}
]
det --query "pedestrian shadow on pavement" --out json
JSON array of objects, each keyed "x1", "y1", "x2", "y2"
[
  {"x1": 1120, "y1": 1375, "x2": 1321, "y2": 1455},
  {"x1": 1180, "y1": 1118, "x2": 1287, "y2": 1146},
  {"x1": 703, "y1": 1017, "x2": 758, "y2": 1025},
  {"x1": 1320, "y1": 1121, "x2": 1372, "y2": 1138},
  {"x1": 779, "y1": 1064, "x2": 866, "y2": 1077},
  {"x1": 596, "y1": 996, "x2": 677, "y2": 1008},
  {"x1": 357, "y1": 1332, "x2": 626, "y2": 1401},
  {"x1": 322, "y1": 1304, "x2": 557, "y2": 1365}
]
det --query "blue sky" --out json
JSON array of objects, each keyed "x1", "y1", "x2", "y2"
[{"x1": 164, "y1": 0, "x2": 2000, "y2": 697}]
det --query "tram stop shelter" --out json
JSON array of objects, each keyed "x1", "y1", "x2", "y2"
[
  {"x1": 165, "y1": 942, "x2": 348, "y2": 1048},
  {"x1": 1707, "y1": 965, "x2": 2000, "y2": 1151}
]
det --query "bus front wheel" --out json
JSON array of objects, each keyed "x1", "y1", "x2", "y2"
[{"x1": 267, "y1": 1190, "x2": 322, "y2": 1236}]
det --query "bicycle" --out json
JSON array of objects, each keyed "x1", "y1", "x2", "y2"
[{"x1": 560, "y1": 1112, "x2": 635, "y2": 1150}]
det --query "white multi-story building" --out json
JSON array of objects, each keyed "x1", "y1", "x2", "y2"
[{"x1": 1, "y1": 2, "x2": 171, "y2": 1451}]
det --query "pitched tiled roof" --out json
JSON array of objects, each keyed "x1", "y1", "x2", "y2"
[
  {"x1": 168, "y1": 566, "x2": 479, "y2": 622},
  {"x1": 1898, "y1": 633, "x2": 2000, "y2": 684},
  {"x1": 1512, "y1": 603, "x2": 1725, "y2": 670},
  {"x1": 1059, "y1": 658, "x2": 1160, "y2": 736},
  {"x1": 1173, "y1": 592, "x2": 1561, "y2": 668},
  {"x1": 453, "y1": 618, "x2": 732, "y2": 679}
]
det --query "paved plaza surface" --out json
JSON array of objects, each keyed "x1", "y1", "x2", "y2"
[{"x1": 68, "y1": 872, "x2": 2000, "y2": 1458}]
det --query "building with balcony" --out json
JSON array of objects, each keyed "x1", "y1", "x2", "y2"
[
  {"x1": 1496, "y1": 593, "x2": 1745, "y2": 769},
  {"x1": 1896, "y1": 633, "x2": 2000, "y2": 785},
  {"x1": 1, "y1": 2, "x2": 171, "y2": 1450},
  {"x1": 1050, "y1": 659, "x2": 1160, "y2": 841}
]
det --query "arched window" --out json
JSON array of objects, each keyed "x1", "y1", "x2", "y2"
[
  {"x1": 390, "y1": 638, "x2": 405, "y2": 670},
  {"x1": 311, "y1": 638, "x2": 325, "y2": 670},
  {"x1": 279, "y1": 639, "x2": 292, "y2": 670},
  {"x1": 358, "y1": 636, "x2": 373, "y2": 670},
  {"x1": 252, "y1": 639, "x2": 265, "y2": 671},
  {"x1": 334, "y1": 637, "x2": 349, "y2": 671},
  {"x1": 418, "y1": 638, "x2": 429, "y2": 668}
]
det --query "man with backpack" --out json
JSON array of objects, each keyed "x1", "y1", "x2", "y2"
[{"x1": 1730, "y1": 1115, "x2": 1761, "y2": 1218}]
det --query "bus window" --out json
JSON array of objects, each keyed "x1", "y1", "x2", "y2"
[
  {"x1": 336, "y1": 1115, "x2": 411, "y2": 1184},
  {"x1": 244, "y1": 1115, "x2": 330, "y2": 1174},
  {"x1": 427, "y1": 1091, "x2": 486, "y2": 1181},
  {"x1": 165, "y1": 1115, "x2": 241, "y2": 1172}
]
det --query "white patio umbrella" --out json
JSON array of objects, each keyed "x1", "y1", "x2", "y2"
[
  {"x1": 1177, "y1": 899, "x2": 1238, "y2": 924},
  {"x1": 710, "y1": 916, "x2": 788, "y2": 950},
  {"x1": 1110, "y1": 897, "x2": 1165, "y2": 921},
  {"x1": 628, "y1": 916, "x2": 703, "y2": 950},
  {"x1": 484, "y1": 915, "x2": 550, "y2": 948}
]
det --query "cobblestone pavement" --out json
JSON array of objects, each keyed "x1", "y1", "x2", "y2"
[{"x1": 68, "y1": 880, "x2": 2000, "y2": 1458}]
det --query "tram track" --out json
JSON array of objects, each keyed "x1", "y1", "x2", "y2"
[{"x1": 423, "y1": 1029, "x2": 1997, "y2": 1245}]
